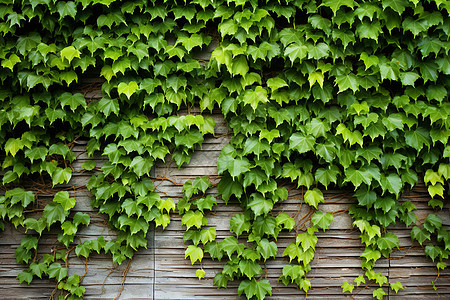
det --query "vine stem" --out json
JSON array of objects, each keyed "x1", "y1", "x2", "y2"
[
  {"x1": 113, "y1": 258, "x2": 132, "y2": 300},
  {"x1": 150, "y1": 176, "x2": 183, "y2": 186}
]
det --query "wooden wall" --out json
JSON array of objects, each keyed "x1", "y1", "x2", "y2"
[{"x1": 1, "y1": 110, "x2": 449, "y2": 299}]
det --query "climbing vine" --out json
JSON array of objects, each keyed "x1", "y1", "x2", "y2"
[{"x1": 0, "y1": 0, "x2": 449, "y2": 299}]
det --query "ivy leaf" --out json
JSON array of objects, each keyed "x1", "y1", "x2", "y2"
[
  {"x1": 424, "y1": 214, "x2": 442, "y2": 232},
  {"x1": 59, "y1": 92, "x2": 86, "y2": 112},
  {"x1": 220, "y1": 236, "x2": 245, "y2": 259},
  {"x1": 228, "y1": 158, "x2": 251, "y2": 179},
  {"x1": 390, "y1": 282, "x2": 404, "y2": 293},
  {"x1": 129, "y1": 156, "x2": 153, "y2": 177},
  {"x1": 51, "y1": 167, "x2": 72, "y2": 186},
  {"x1": 341, "y1": 282, "x2": 355, "y2": 293},
  {"x1": 284, "y1": 43, "x2": 308, "y2": 64},
  {"x1": 425, "y1": 244, "x2": 442, "y2": 262},
  {"x1": 266, "y1": 77, "x2": 288, "y2": 92},
  {"x1": 181, "y1": 210, "x2": 205, "y2": 230},
  {"x1": 335, "y1": 73, "x2": 359, "y2": 93},
  {"x1": 379, "y1": 173, "x2": 403, "y2": 198},
  {"x1": 98, "y1": 97, "x2": 120, "y2": 117},
  {"x1": 377, "y1": 232, "x2": 399, "y2": 251},
  {"x1": 185, "y1": 245, "x2": 203, "y2": 264},
  {"x1": 5, "y1": 188, "x2": 35, "y2": 207},
  {"x1": 47, "y1": 263, "x2": 68, "y2": 282},
  {"x1": 242, "y1": 86, "x2": 269, "y2": 110},
  {"x1": 60, "y1": 46, "x2": 81, "y2": 63},
  {"x1": 195, "y1": 268, "x2": 205, "y2": 280},
  {"x1": 17, "y1": 270, "x2": 33, "y2": 285},
  {"x1": 56, "y1": 1, "x2": 77, "y2": 19},
  {"x1": 247, "y1": 193, "x2": 273, "y2": 217},
  {"x1": 360, "y1": 247, "x2": 381, "y2": 262},
  {"x1": 321, "y1": 0, "x2": 357, "y2": 15},
  {"x1": 238, "y1": 279, "x2": 272, "y2": 300},
  {"x1": 382, "y1": 0, "x2": 409, "y2": 14},
  {"x1": 256, "y1": 239, "x2": 278, "y2": 261},
  {"x1": 243, "y1": 137, "x2": 270, "y2": 159},
  {"x1": 289, "y1": 133, "x2": 315, "y2": 154},
  {"x1": 230, "y1": 214, "x2": 251, "y2": 238},
  {"x1": 304, "y1": 188, "x2": 324, "y2": 209},
  {"x1": 404, "y1": 127, "x2": 431, "y2": 152},
  {"x1": 218, "y1": 173, "x2": 243, "y2": 203},
  {"x1": 311, "y1": 211, "x2": 334, "y2": 231},
  {"x1": 296, "y1": 231, "x2": 318, "y2": 252},
  {"x1": 373, "y1": 288, "x2": 387, "y2": 300},
  {"x1": 276, "y1": 213, "x2": 295, "y2": 231},
  {"x1": 117, "y1": 81, "x2": 139, "y2": 99},
  {"x1": 354, "y1": 275, "x2": 365, "y2": 286},
  {"x1": 2, "y1": 54, "x2": 21, "y2": 71},
  {"x1": 411, "y1": 226, "x2": 431, "y2": 245},
  {"x1": 53, "y1": 191, "x2": 75, "y2": 211},
  {"x1": 239, "y1": 260, "x2": 263, "y2": 279}
]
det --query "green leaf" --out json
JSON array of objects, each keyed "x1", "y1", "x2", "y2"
[
  {"x1": 304, "y1": 188, "x2": 324, "y2": 209},
  {"x1": 47, "y1": 262, "x2": 68, "y2": 282},
  {"x1": 98, "y1": 97, "x2": 120, "y2": 117},
  {"x1": 5, "y1": 138, "x2": 22, "y2": 157},
  {"x1": 284, "y1": 43, "x2": 308, "y2": 64},
  {"x1": 276, "y1": 213, "x2": 295, "y2": 231},
  {"x1": 361, "y1": 247, "x2": 381, "y2": 262},
  {"x1": 29, "y1": 262, "x2": 47, "y2": 279},
  {"x1": 335, "y1": 73, "x2": 359, "y2": 93},
  {"x1": 296, "y1": 231, "x2": 318, "y2": 252},
  {"x1": 424, "y1": 214, "x2": 442, "y2": 232},
  {"x1": 129, "y1": 156, "x2": 153, "y2": 177},
  {"x1": 425, "y1": 244, "x2": 442, "y2": 262},
  {"x1": 373, "y1": 288, "x2": 387, "y2": 300},
  {"x1": 181, "y1": 210, "x2": 205, "y2": 230},
  {"x1": 238, "y1": 279, "x2": 272, "y2": 300},
  {"x1": 311, "y1": 211, "x2": 334, "y2": 231},
  {"x1": 242, "y1": 86, "x2": 269, "y2": 111},
  {"x1": 405, "y1": 127, "x2": 431, "y2": 152},
  {"x1": 390, "y1": 282, "x2": 404, "y2": 293},
  {"x1": 354, "y1": 275, "x2": 365, "y2": 286},
  {"x1": 247, "y1": 193, "x2": 273, "y2": 217},
  {"x1": 56, "y1": 1, "x2": 77, "y2": 19},
  {"x1": 377, "y1": 232, "x2": 399, "y2": 251},
  {"x1": 239, "y1": 260, "x2": 263, "y2": 279},
  {"x1": 2, "y1": 54, "x2": 21, "y2": 71},
  {"x1": 341, "y1": 282, "x2": 355, "y2": 293},
  {"x1": 5, "y1": 188, "x2": 35, "y2": 207},
  {"x1": 117, "y1": 81, "x2": 139, "y2": 99},
  {"x1": 382, "y1": 0, "x2": 409, "y2": 14},
  {"x1": 228, "y1": 158, "x2": 251, "y2": 179},
  {"x1": 218, "y1": 173, "x2": 243, "y2": 204},
  {"x1": 321, "y1": 0, "x2": 356, "y2": 15},
  {"x1": 17, "y1": 270, "x2": 33, "y2": 285},
  {"x1": 60, "y1": 46, "x2": 81, "y2": 63},
  {"x1": 220, "y1": 236, "x2": 245, "y2": 259},
  {"x1": 185, "y1": 245, "x2": 204, "y2": 264},
  {"x1": 230, "y1": 213, "x2": 251, "y2": 237},
  {"x1": 59, "y1": 92, "x2": 86, "y2": 112},
  {"x1": 379, "y1": 173, "x2": 403, "y2": 198},
  {"x1": 257, "y1": 239, "x2": 277, "y2": 261},
  {"x1": 411, "y1": 226, "x2": 431, "y2": 245},
  {"x1": 267, "y1": 77, "x2": 288, "y2": 92},
  {"x1": 53, "y1": 191, "x2": 75, "y2": 211},
  {"x1": 289, "y1": 133, "x2": 315, "y2": 154},
  {"x1": 195, "y1": 268, "x2": 205, "y2": 280},
  {"x1": 51, "y1": 167, "x2": 72, "y2": 186}
]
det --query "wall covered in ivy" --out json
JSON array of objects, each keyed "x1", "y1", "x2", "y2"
[{"x1": 0, "y1": 0, "x2": 449, "y2": 299}]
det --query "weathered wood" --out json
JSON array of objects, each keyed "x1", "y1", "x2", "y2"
[{"x1": 1, "y1": 112, "x2": 450, "y2": 299}]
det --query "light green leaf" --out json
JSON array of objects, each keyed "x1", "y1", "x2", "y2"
[
  {"x1": 304, "y1": 188, "x2": 324, "y2": 209},
  {"x1": 117, "y1": 81, "x2": 139, "y2": 99},
  {"x1": 60, "y1": 46, "x2": 81, "y2": 63}
]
